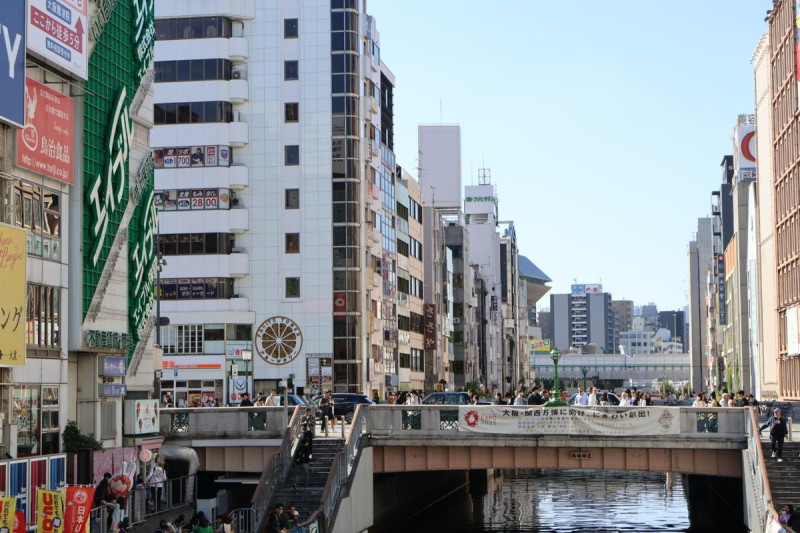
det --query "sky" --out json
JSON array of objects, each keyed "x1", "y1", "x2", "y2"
[{"x1": 367, "y1": 0, "x2": 770, "y2": 311}]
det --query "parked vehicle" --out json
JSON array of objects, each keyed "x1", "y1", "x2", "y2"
[
  {"x1": 312, "y1": 393, "x2": 372, "y2": 423},
  {"x1": 421, "y1": 392, "x2": 473, "y2": 405}
]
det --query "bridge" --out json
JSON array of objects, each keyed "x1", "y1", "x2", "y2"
[{"x1": 159, "y1": 404, "x2": 777, "y2": 532}]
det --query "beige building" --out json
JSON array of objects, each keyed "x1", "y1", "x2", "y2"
[
  {"x1": 399, "y1": 169, "x2": 425, "y2": 391},
  {"x1": 752, "y1": 32, "x2": 779, "y2": 399}
]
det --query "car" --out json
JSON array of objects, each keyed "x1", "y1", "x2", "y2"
[
  {"x1": 421, "y1": 392, "x2": 473, "y2": 405},
  {"x1": 567, "y1": 391, "x2": 620, "y2": 406},
  {"x1": 312, "y1": 393, "x2": 373, "y2": 423},
  {"x1": 284, "y1": 394, "x2": 309, "y2": 407}
]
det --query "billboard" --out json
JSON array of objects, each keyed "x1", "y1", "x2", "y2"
[
  {"x1": 529, "y1": 339, "x2": 551, "y2": 353},
  {"x1": 424, "y1": 304, "x2": 437, "y2": 350},
  {"x1": 571, "y1": 284, "x2": 602, "y2": 296},
  {"x1": 734, "y1": 122, "x2": 756, "y2": 182},
  {"x1": 16, "y1": 78, "x2": 74, "y2": 184},
  {"x1": 0, "y1": 225, "x2": 26, "y2": 366},
  {"x1": 28, "y1": 0, "x2": 88, "y2": 80},
  {"x1": 0, "y1": 1, "x2": 25, "y2": 126},
  {"x1": 123, "y1": 399, "x2": 159, "y2": 435}
]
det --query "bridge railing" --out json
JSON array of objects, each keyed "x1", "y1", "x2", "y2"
[
  {"x1": 251, "y1": 405, "x2": 305, "y2": 532},
  {"x1": 317, "y1": 403, "x2": 369, "y2": 532},
  {"x1": 159, "y1": 406, "x2": 289, "y2": 439},
  {"x1": 743, "y1": 407, "x2": 781, "y2": 532},
  {"x1": 365, "y1": 405, "x2": 747, "y2": 441}
]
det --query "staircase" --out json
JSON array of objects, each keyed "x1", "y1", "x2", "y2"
[
  {"x1": 763, "y1": 439, "x2": 800, "y2": 509},
  {"x1": 269, "y1": 438, "x2": 345, "y2": 521}
]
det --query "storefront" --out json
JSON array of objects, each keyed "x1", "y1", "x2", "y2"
[{"x1": 160, "y1": 355, "x2": 224, "y2": 407}]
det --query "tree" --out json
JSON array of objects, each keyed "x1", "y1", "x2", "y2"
[{"x1": 62, "y1": 420, "x2": 103, "y2": 452}]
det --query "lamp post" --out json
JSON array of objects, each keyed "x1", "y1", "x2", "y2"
[
  {"x1": 544, "y1": 348, "x2": 568, "y2": 407},
  {"x1": 580, "y1": 366, "x2": 589, "y2": 390},
  {"x1": 279, "y1": 379, "x2": 288, "y2": 425}
]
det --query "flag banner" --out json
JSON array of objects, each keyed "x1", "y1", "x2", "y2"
[
  {"x1": 0, "y1": 497, "x2": 16, "y2": 533},
  {"x1": 63, "y1": 487, "x2": 93, "y2": 533},
  {"x1": 36, "y1": 490, "x2": 63, "y2": 533},
  {"x1": 12, "y1": 511, "x2": 24, "y2": 533},
  {"x1": 457, "y1": 406, "x2": 680, "y2": 436}
]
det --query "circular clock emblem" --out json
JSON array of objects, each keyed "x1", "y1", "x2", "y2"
[{"x1": 255, "y1": 316, "x2": 303, "y2": 365}]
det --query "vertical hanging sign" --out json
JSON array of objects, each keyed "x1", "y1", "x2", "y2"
[
  {"x1": 0, "y1": 0, "x2": 25, "y2": 126},
  {"x1": 0, "y1": 225, "x2": 27, "y2": 366},
  {"x1": 28, "y1": 0, "x2": 88, "y2": 80}
]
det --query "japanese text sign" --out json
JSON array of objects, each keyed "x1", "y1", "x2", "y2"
[
  {"x1": 36, "y1": 490, "x2": 63, "y2": 533},
  {"x1": 457, "y1": 406, "x2": 680, "y2": 436},
  {"x1": 424, "y1": 304, "x2": 436, "y2": 351},
  {"x1": 0, "y1": 225, "x2": 26, "y2": 367},
  {"x1": 28, "y1": 0, "x2": 88, "y2": 80},
  {"x1": 0, "y1": 497, "x2": 16, "y2": 533},
  {"x1": 17, "y1": 78, "x2": 74, "y2": 184},
  {"x1": 63, "y1": 487, "x2": 93, "y2": 533},
  {"x1": 0, "y1": 0, "x2": 25, "y2": 126}
]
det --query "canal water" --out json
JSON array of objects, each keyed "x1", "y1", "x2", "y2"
[{"x1": 382, "y1": 469, "x2": 690, "y2": 532}]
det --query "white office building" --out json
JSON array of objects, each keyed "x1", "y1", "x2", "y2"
[{"x1": 153, "y1": 0, "x2": 398, "y2": 401}]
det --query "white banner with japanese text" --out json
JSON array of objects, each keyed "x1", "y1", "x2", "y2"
[{"x1": 457, "y1": 406, "x2": 680, "y2": 436}]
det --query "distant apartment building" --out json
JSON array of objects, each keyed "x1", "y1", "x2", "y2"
[
  {"x1": 612, "y1": 300, "x2": 634, "y2": 333},
  {"x1": 658, "y1": 310, "x2": 686, "y2": 352},
  {"x1": 551, "y1": 284, "x2": 616, "y2": 353},
  {"x1": 688, "y1": 218, "x2": 714, "y2": 392}
]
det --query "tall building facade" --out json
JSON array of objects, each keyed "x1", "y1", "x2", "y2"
[
  {"x1": 752, "y1": 31, "x2": 779, "y2": 400},
  {"x1": 612, "y1": 300, "x2": 634, "y2": 333},
  {"x1": 688, "y1": 217, "x2": 713, "y2": 393},
  {"x1": 550, "y1": 285, "x2": 615, "y2": 353},
  {"x1": 658, "y1": 310, "x2": 686, "y2": 352},
  {"x1": 153, "y1": 0, "x2": 406, "y2": 397},
  {"x1": 768, "y1": 2, "x2": 800, "y2": 399}
]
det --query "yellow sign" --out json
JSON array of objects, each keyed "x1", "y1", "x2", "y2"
[
  {"x1": 0, "y1": 225, "x2": 26, "y2": 366},
  {"x1": 37, "y1": 490, "x2": 63, "y2": 533},
  {"x1": 0, "y1": 496, "x2": 16, "y2": 533},
  {"x1": 529, "y1": 339, "x2": 551, "y2": 353}
]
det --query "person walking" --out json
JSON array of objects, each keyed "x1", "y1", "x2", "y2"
[
  {"x1": 147, "y1": 460, "x2": 167, "y2": 511},
  {"x1": 319, "y1": 393, "x2": 333, "y2": 436},
  {"x1": 760, "y1": 408, "x2": 789, "y2": 462},
  {"x1": 293, "y1": 436, "x2": 312, "y2": 488}
]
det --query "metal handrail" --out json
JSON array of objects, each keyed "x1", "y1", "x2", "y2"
[
  {"x1": 251, "y1": 405, "x2": 304, "y2": 531},
  {"x1": 319, "y1": 403, "x2": 368, "y2": 531},
  {"x1": 746, "y1": 407, "x2": 781, "y2": 532}
]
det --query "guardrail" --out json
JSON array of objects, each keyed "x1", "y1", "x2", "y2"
[
  {"x1": 319, "y1": 403, "x2": 369, "y2": 532},
  {"x1": 88, "y1": 474, "x2": 197, "y2": 532},
  {"x1": 251, "y1": 405, "x2": 306, "y2": 532},
  {"x1": 160, "y1": 406, "x2": 289, "y2": 439},
  {"x1": 744, "y1": 407, "x2": 782, "y2": 533},
  {"x1": 364, "y1": 405, "x2": 747, "y2": 443}
]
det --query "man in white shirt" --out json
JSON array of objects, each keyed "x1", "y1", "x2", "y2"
[
  {"x1": 575, "y1": 388, "x2": 589, "y2": 406},
  {"x1": 588, "y1": 387, "x2": 598, "y2": 406}
]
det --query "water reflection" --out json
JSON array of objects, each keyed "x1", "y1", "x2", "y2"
[{"x1": 385, "y1": 469, "x2": 689, "y2": 532}]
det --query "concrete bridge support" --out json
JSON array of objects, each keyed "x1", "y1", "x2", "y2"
[{"x1": 683, "y1": 474, "x2": 746, "y2": 532}]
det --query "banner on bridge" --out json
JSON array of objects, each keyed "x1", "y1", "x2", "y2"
[{"x1": 457, "y1": 406, "x2": 680, "y2": 436}]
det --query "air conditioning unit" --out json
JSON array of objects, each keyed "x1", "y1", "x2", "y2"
[
  {"x1": 232, "y1": 70, "x2": 242, "y2": 80},
  {"x1": 231, "y1": 247, "x2": 245, "y2": 253},
  {"x1": 452, "y1": 317, "x2": 461, "y2": 324}
]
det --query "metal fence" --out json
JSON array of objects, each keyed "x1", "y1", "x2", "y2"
[{"x1": 89, "y1": 475, "x2": 197, "y2": 533}]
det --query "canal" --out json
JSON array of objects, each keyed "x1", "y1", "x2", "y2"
[{"x1": 380, "y1": 469, "x2": 691, "y2": 532}]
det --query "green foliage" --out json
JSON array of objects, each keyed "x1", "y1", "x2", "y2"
[{"x1": 62, "y1": 420, "x2": 103, "y2": 453}]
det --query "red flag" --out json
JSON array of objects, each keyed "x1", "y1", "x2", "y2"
[
  {"x1": 63, "y1": 487, "x2": 95, "y2": 533},
  {"x1": 13, "y1": 510, "x2": 25, "y2": 533}
]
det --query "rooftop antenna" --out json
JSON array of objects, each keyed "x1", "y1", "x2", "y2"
[{"x1": 478, "y1": 168, "x2": 491, "y2": 185}]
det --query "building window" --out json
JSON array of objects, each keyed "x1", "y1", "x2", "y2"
[
  {"x1": 411, "y1": 348, "x2": 424, "y2": 372},
  {"x1": 284, "y1": 60, "x2": 299, "y2": 80},
  {"x1": 285, "y1": 145, "x2": 300, "y2": 166},
  {"x1": 26, "y1": 284, "x2": 61, "y2": 351},
  {"x1": 0, "y1": 178, "x2": 62, "y2": 260},
  {"x1": 154, "y1": 59, "x2": 232, "y2": 82},
  {"x1": 285, "y1": 189, "x2": 300, "y2": 209},
  {"x1": 286, "y1": 278, "x2": 301, "y2": 298},
  {"x1": 285, "y1": 233, "x2": 300, "y2": 253},
  {"x1": 284, "y1": 18, "x2": 298, "y2": 38},
  {"x1": 285, "y1": 103, "x2": 299, "y2": 122},
  {"x1": 155, "y1": 17, "x2": 232, "y2": 40},
  {"x1": 158, "y1": 233, "x2": 234, "y2": 256},
  {"x1": 161, "y1": 325, "x2": 204, "y2": 354},
  {"x1": 154, "y1": 101, "x2": 233, "y2": 124}
]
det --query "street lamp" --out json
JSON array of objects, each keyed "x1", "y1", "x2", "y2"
[
  {"x1": 580, "y1": 366, "x2": 589, "y2": 390},
  {"x1": 279, "y1": 379, "x2": 288, "y2": 424},
  {"x1": 544, "y1": 348, "x2": 568, "y2": 407}
]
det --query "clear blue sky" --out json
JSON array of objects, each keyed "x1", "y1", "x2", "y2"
[{"x1": 368, "y1": 0, "x2": 770, "y2": 311}]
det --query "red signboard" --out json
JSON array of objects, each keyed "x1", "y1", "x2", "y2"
[
  {"x1": 16, "y1": 78, "x2": 74, "y2": 184},
  {"x1": 424, "y1": 303, "x2": 437, "y2": 351},
  {"x1": 333, "y1": 293, "x2": 347, "y2": 313},
  {"x1": 63, "y1": 486, "x2": 94, "y2": 533}
]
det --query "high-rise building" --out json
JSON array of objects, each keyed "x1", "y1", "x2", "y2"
[
  {"x1": 551, "y1": 284, "x2": 616, "y2": 353},
  {"x1": 153, "y1": 1, "x2": 407, "y2": 397},
  {"x1": 752, "y1": 31, "x2": 778, "y2": 400},
  {"x1": 658, "y1": 310, "x2": 686, "y2": 352},
  {"x1": 688, "y1": 218, "x2": 714, "y2": 392},
  {"x1": 612, "y1": 300, "x2": 634, "y2": 333}
]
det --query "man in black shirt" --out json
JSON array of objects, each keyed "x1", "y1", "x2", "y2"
[
  {"x1": 239, "y1": 392, "x2": 253, "y2": 406},
  {"x1": 527, "y1": 386, "x2": 543, "y2": 405}
]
